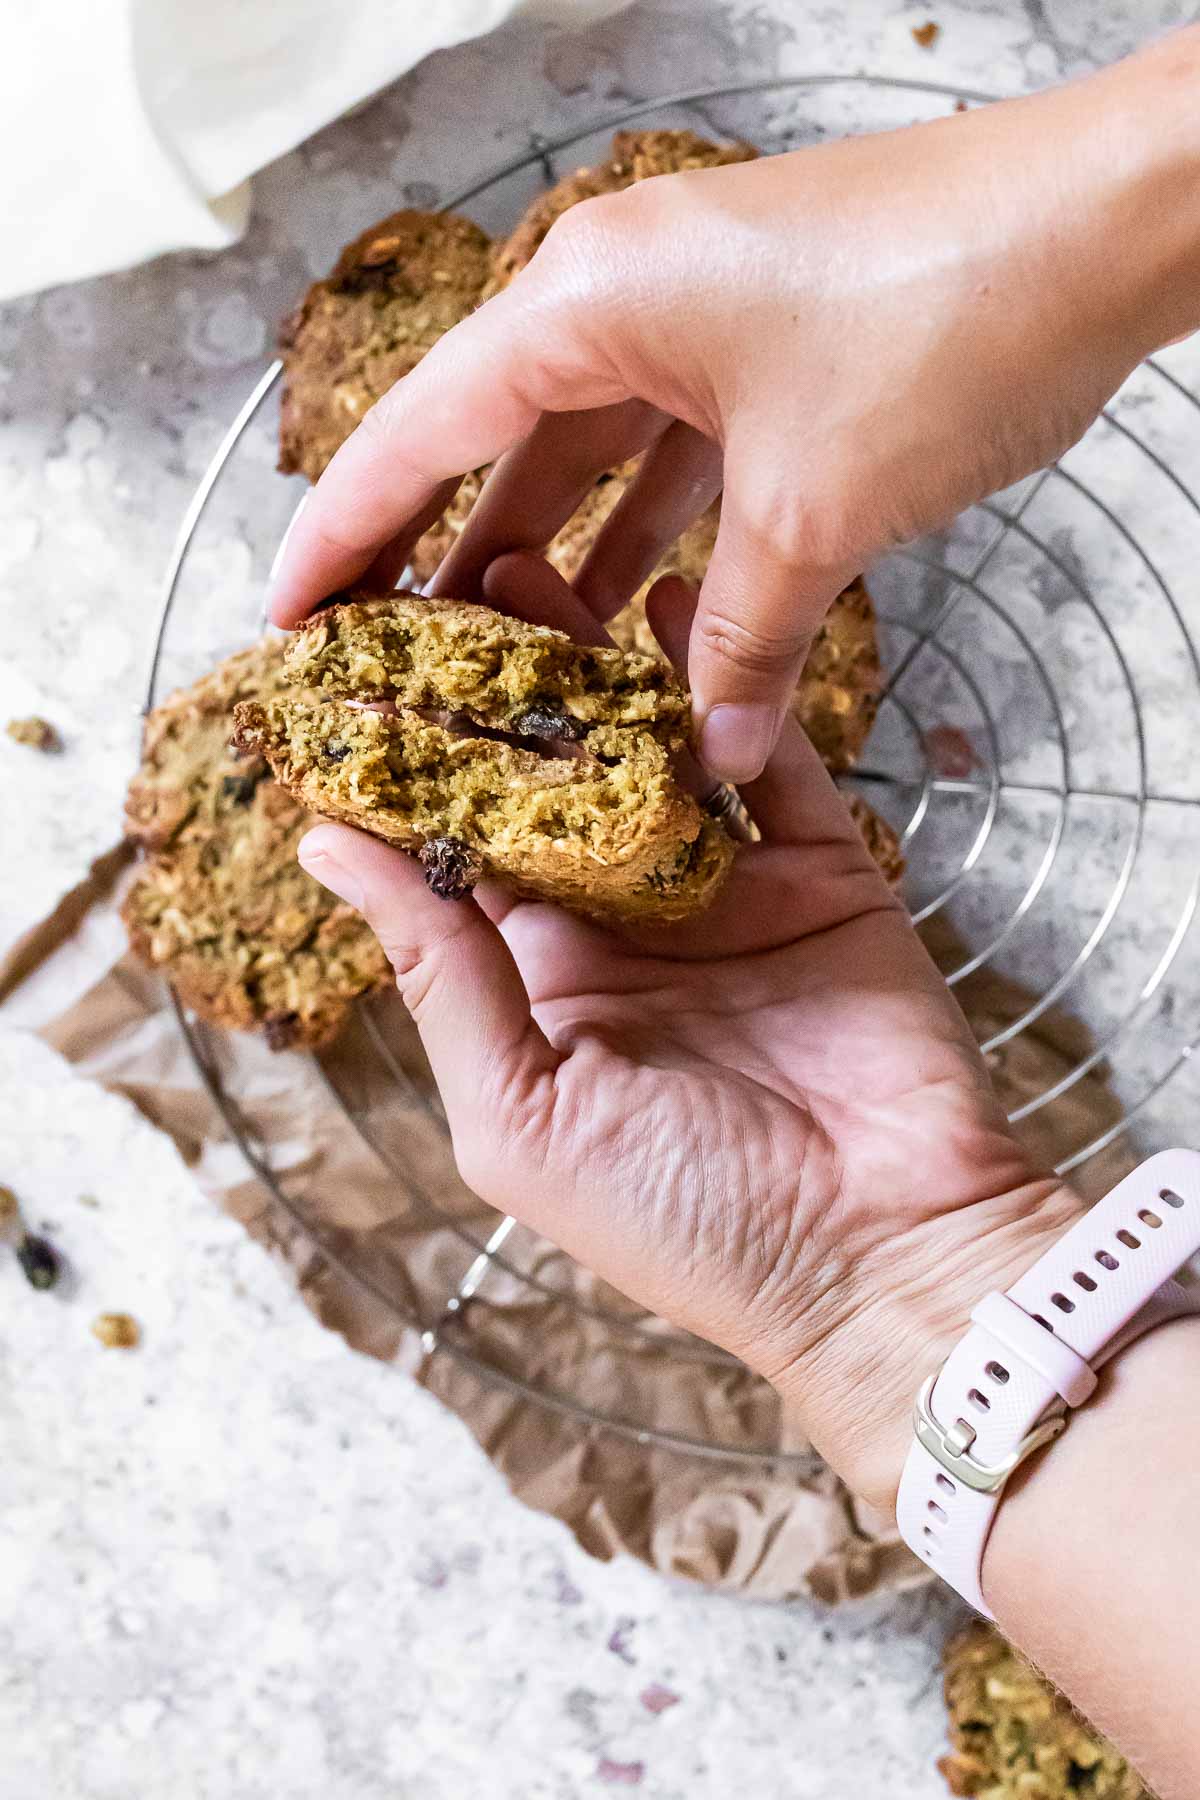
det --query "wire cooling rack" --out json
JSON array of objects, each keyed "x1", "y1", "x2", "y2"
[{"x1": 147, "y1": 75, "x2": 1200, "y2": 1468}]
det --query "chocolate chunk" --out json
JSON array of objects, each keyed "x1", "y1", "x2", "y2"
[
  {"x1": 512, "y1": 707, "x2": 587, "y2": 742},
  {"x1": 323, "y1": 743, "x2": 351, "y2": 762},
  {"x1": 419, "y1": 836, "x2": 483, "y2": 901}
]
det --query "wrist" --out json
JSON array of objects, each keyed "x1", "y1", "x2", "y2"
[
  {"x1": 771, "y1": 1175, "x2": 1085, "y2": 1516},
  {"x1": 983, "y1": 1315, "x2": 1200, "y2": 1796}
]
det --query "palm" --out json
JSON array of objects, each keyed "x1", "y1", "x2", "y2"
[
  {"x1": 475, "y1": 826, "x2": 1031, "y2": 1373},
  {"x1": 303, "y1": 622, "x2": 1058, "y2": 1502}
]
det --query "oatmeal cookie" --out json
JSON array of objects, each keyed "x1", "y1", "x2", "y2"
[
  {"x1": 846, "y1": 794, "x2": 904, "y2": 887},
  {"x1": 791, "y1": 575, "x2": 882, "y2": 773},
  {"x1": 273, "y1": 593, "x2": 690, "y2": 737},
  {"x1": 123, "y1": 639, "x2": 390, "y2": 1049},
  {"x1": 487, "y1": 128, "x2": 758, "y2": 292},
  {"x1": 233, "y1": 596, "x2": 734, "y2": 925},
  {"x1": 939, "y1": 1623, "x2": 1146, "y2": 1799},
  {"x1": 278, "y1": 210, "x2": 492, "y2": 483}
]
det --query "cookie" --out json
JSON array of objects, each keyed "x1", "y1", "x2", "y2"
[
  {"x1": 487, "y1": 128, "x2": 758, "y2": 292},
  {"x1": 278, "y1": 210, "x2": 492, "y2": 483},
  {"x1": 846, "y1": 795, "x2": 904, "y2": 887},
  {"x1": 232, "y1": 596, "x2": 734, "y2": 925},
  {"x1": 939, "y1": 1623, "x2": 1145, "y2": 1799},
  {"x1": 123, "y1": 640, "x2": 390, "y2": 1049},
  {"x1": 791, "y1": 576, "x2": 882, "y2": 773},
  {"x1": 273, "y1": 593, "x2": 690, "y2": 736}
]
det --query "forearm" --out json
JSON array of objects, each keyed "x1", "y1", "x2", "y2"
[
  {"x1": 775, "y1": 1174, "x2": 1200, "y2": 1796},
  {"x1": 986, "y1": 1317, "x2": 1200, "y2": 1798},
  {"x1": 1050, "y1": 25, "x2": 1200, "y2": 357}
]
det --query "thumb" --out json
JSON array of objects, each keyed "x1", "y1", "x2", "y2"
[
  {"x1": 297, "y1": 824, "x2": 559, "y2": 1156},
  {"x1": 689, "y1": 476, "x2": 856, "y2": 786}
]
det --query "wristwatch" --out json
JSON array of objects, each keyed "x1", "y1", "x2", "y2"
[{"x1": 896, "y1": 1150, "x2": 1200, "y2": 1617}]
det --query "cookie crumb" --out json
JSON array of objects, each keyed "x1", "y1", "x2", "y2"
[
  {"x1": 17, "y1": 1234, "x2": 60, "y2": 1291},
  {"x1": 940, "y1": 1622, "x2": 1145, "y2": 1797},
  {"x1": 92, "y1": 1313, "x2": 141, "y2": 1349},
  {"x1": 912, "y1": 20, "x2": 940, "y2": 47},
  {"x1": 420, "y1": 836, "x2": 483, "y2": 901},
  {"x1": 6, "y1": 715, "x2": 60, "y2": 752}
]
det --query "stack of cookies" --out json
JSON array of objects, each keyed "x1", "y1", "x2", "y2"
[{"x1": 125, "y1": 127, "x2": 899, "y2": 1048}]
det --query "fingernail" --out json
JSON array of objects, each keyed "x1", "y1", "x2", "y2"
[
  {"x1": 697, "y1": 704, "x2": 780, "y2": 786},
  {"x1": 268, "y1": 493, "x2": 309, "y2": 587},
  {"x1": 298, "y1": 832, "x2": 365, "y2": 912}
]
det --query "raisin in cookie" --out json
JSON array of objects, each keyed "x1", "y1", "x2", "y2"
[
  {"x1": 278, "y1": 210, "x2": 491, "y2": 483},
  {"x1": 123, "y1": 639, "x2": 390, "y2": 1049},
  {"x1": 233, "y1": 596, "x2": 734, "y2": 925}
]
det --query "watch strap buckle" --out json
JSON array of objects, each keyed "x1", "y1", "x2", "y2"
[{"x1": 913, "y1": 1375, "x2": 1067, "y2": 1495}]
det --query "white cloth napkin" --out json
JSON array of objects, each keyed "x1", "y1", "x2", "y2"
[{"x1": 1, "y1": 0, "x2": 631, "y2": 303}]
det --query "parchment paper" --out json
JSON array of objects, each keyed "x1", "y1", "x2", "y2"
[{"x1": 1, "y1": 857, "x2": 1137, "y2": 1604}]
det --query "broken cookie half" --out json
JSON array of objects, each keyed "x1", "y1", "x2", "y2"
[{"x1": 232, "y1": 596, "x2": 735, "y2": 925}]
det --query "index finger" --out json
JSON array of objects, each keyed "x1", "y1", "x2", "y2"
[{"x1": 267, "y1": 266, "x2": 631, "y2": 628}]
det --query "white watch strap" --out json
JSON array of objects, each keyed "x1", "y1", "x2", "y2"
[{"x1": 896, "y1": 1150, "x2": 1200, "y2": 1617}]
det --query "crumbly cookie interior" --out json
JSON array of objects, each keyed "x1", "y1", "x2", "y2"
[
  {"x1": 233, "y1": 692, "x2": 732, "y2": 922},
  {"x1": 285, "y1": 597, "x2": 689, "y2": 740}
]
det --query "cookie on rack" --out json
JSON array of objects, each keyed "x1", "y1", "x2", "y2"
[
  {"x1": 123, "y1": 639, "x2": 390, "y2": 1050},
  {"x1": 846, "y1": 795, "x2": 904, "y2": 887},
  {"x1": 278, "y1": 210, "x2": 492, "y2": 483},
  {"x1": 487, "y1": 127, "x2": 758, "y2": 293},
  {"x1": 939, "y1": 1622, "x2": 1146, "y2": 1799},
  {"x1": 232, "y1": 595, "x2": 735, "y2": 926}
]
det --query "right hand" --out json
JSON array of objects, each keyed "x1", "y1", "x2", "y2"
[{"x1": 268, "y1": 27, "x2": 1200, "y2": 783}]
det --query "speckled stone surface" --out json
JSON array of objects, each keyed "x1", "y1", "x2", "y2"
[{"x1": 2, "y1": 4, "x2": 1200, "y2": 1796}]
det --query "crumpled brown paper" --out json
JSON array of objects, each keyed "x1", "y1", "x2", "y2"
[{"x1": 2, "y1": 856, "x2": 1137, "y2": 1604}]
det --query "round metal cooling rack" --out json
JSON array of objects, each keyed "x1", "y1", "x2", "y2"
[{"x1": 147, "y1": 73, "x2": 1200, "y2": 1472}]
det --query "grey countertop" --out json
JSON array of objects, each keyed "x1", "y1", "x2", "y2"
[{"x1": 2, "y1": 3, "x2": 1197, "y2": 1795}]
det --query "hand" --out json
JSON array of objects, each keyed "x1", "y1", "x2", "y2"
[
  {"x1": 294, "y1": 558, "x2": 1080, "y2": 1510},
  {"x1": 269, "y1": 28, "x2": 1200, "y2": 784}
]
